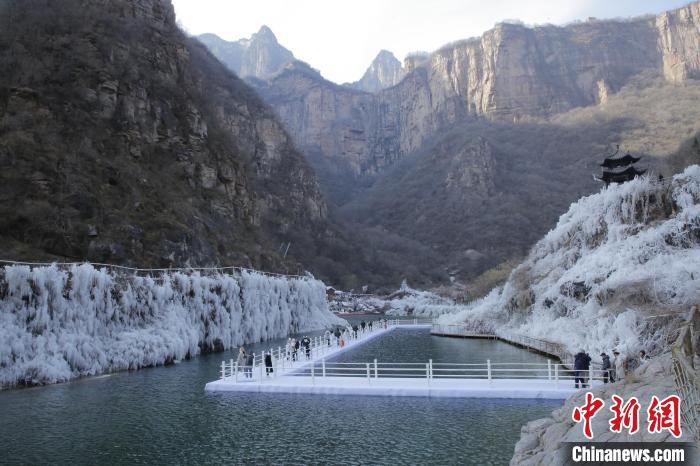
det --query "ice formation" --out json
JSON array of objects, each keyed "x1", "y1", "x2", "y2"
[
  {"x1": 438, "y1": 166, "x2": 700, "y2": 359},
  {"x1": 329, "y1": 280, "x2": 456, "y2": 316},
  {"x1": 383, "y1": 280, "x2": 458, "y2": 317},
  {"x1": 0, "y1": 264, "x2": 344, "y2": 386}
]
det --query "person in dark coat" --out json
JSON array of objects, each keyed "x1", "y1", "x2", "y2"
[
  {"x1": 245, "y1": 352, "x2": 254, "y2": 379},
  {"x1": 264, "y1": 351, "x2": 273, "y2": 376},
  {"x1": 368, "y1": 320, "x2": 373, "y2": 331},
  {"x1": 352, "y1": 324, "x2": 358, "y2": 338},
  {"x1": 302, "y1": 336, "x2": 311, "y2": 359},
  {"x1": 334, "y1": 328, "x2": 341, "y2": 346},
  {"x1": 600, "y1": 352, "x2": 612, "y2": 383},
  {"x1": 573, "y1": 350, "x2": 591, "y2": 388},
  {"x1": 293, "y1": 338, "x2": 300, "y2": 361},
  {"x1": 360, "y1": 321, "x2": 366, "y2": 332}
]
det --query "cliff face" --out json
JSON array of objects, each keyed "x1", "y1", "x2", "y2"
[
  {"x1": 246, "y1": 3, "x2": 700, "y2": 187},
  {"x1": 197, "y1": 26, "x2": 296, "y2": 80},
  {"x1": 656, "y1": 2, "x2": 700, "y2": 82},
  {"x1": 0, "y1": 0, "x2": 327, "y2": 270},
  {"x1": 347, "y1": 50, "x2": 406, "y2": 93}
]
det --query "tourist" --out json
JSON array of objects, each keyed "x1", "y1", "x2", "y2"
[
  {"x1": 352, "y1": 324, "x2": 359, "y2": 338},
  {"x1": 573, "y1": 349, "x2": 591, "y2": 388},
  {"x1": 245, "y1": 351, "x2": 254, "y2": 379},
  {"x1": 264, "y1": 351, "x2": 273, "y2": 376},
  {"x1": 360, "y1": 320, "x2": 366, "y2": 332},
  {"x1": 600, "y1": 352, "x2": 611, "y2": 383},
  {"x1": 286, "y1": 338, "x2": 293, "y2": 360},
  {"x1": 334, "y1": 327, "x2": 341, "y2": 346},
  {"x1": 613, "y1": 350, "x2": 624, "y2": 381},
  {"x1": 302, "y1": 335, "x2": 311, "y2": 359},
  {"x1": 623, "y1": 353, "x2": 640, "y2": 377},
  {"x1": 368, "y1": 320, "x2": 373, "y2": 331},
  {"x1": 293, "y1": 338, "x2": 299, "y2": 361},
  {"x1": 236, "y1": 347, "x2": 246, "y2": 375},
  {"x1": 324, "y1": 330, "x2": 331, "y2": 346}
]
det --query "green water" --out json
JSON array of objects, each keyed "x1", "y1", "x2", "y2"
[{"x1": 0, "y1": 324, "x2": 560, "y2": 465}]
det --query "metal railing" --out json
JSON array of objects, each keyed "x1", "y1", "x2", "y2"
[
  {"x1": 0, "y1": 258, "x2": 313, "y2": 280},
  {"x1": 217, "y1": 319, "x2": 607, "y2": 387},
  {"x1": 219, "y1": 320, "x2": 396, "y2": 383},
  {"x1": 290, "y1": 360, "x2": 606, "y2": 383},
  {"x1": 671, "y1": 307, "x2": 699, "y2": 444}
]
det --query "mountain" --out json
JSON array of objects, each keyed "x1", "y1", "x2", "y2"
[
  {"x1": 347, "y1": 50, "x2": 405, "y2": 92},
  {"x1": 230, "y1": 3, "x2": 700, "y2": 286},
  {"x1": 251, "y1": 3, "x2": 700, "y2": 190},
  {"x1": 197, "y1": 27, "x2": 299, "y2": 80},
  {"x1": 0, "y1": 0, "x2": 338, "y2": 276}
]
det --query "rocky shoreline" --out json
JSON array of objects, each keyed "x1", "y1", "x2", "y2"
[{"x1": 511, "y1": 310, "x2": 699, "y2": 465}]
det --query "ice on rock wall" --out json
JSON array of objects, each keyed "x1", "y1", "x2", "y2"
[
  {"x1": 438, "y1": 166, "x2": 700, "y2": 359},
  {"x1": 0, "y1": 265, "x2": 343, "y2": 386},
  {"x1": 383, "y1": 280, "x2": 458, "y2": 317}
]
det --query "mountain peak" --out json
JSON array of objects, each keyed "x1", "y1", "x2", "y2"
[
  {"x1": 254, "y1": 25, "x2": 277, "y2": 41},
  {"x1": 349, "y1": 49, "x2": 406, "y2": 93},
  {"x1": 197, "y1": 26, "x2": 294, "y2": 79},
  {"x1": 375, "y1": 49, "x2": 397, "y2": 60}
]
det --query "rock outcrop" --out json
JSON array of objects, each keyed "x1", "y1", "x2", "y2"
[
  {"x1": 346, "y1": 50, "x2": 406, "y2": 93},
  {"x1": 510, "y1": 354, "x2": 691, "y2": 466},
  {"x1": 197, "y1": 26, "x2": 297, "y2": 80},
  {"x1": 0, "y1": 0, "x2": 328, "y2": 271},
  {"x1": 656, "y1": 2, "x2": 700, "y2": 83}
]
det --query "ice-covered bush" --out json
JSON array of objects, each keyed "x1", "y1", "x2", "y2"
[{"x1": 0, "y1": 264, "x2": 343, "y2": 386}]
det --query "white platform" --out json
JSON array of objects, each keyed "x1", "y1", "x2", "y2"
[
  {"x1": 205, "y1": 323, "x2": 584, "y2": 399},
  {"x1": 205, "y1": 375, "x2": 579, "y2": 399}
]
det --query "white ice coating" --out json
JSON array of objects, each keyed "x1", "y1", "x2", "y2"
[
  {"x1": 0, "y1": 265, "x2": 344, "y2": 386},
  {"x1": 438, "y1": 166, "x2": 700, "y2": 359},
  {"x1": 383, "y1": 280, "x2": 458, "y2": 317}
]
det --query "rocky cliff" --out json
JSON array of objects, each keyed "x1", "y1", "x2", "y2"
[
  {"x1": 197, "y1": 26, "x2": 297, "y2": 80},
  {"x1": 0, "y1": 0, "x2": 329, "y2": 272},
  {"x1": 243, "y1": 3, "x2": 700, "y2": 186},
  {"x1": 346, "y1": 50, "x2": 406, "y2": 93}
]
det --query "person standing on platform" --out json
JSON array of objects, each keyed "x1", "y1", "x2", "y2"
[
  {"x1": 264, "y1": 351, "x2": 273, "y2": 376},
  {"x1": 236, "y1": 347, "x2": 246, "y2": 375},
  {"x1": 573, "y1": 349, "x2": 591, "y2": 388},
  {"x1": 245, "y1": 351, "x2": 254, "y2": 379}
]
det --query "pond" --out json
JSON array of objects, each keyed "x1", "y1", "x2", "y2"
[{"x1": 0, "y1": 321, "x2": 561, "y2": 465}]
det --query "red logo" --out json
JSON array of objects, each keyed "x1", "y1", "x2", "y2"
[
  {"x1": 573, "y1": 393, "x2": 683, "y2": 439},
  {"x1": 572, "y1": 392, "x2": 605, "y2": 439},
  {"x1": 647, "y1": 395, "x2": 682, "y2": 438},
  {"x1": 609, "y1": 395, "x2": 640, "y2": 434}
]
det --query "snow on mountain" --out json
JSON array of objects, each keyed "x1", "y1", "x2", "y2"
[
  {"x1": 438, "y1": 166, "x2": 700, "y2": 358},
  {"x1": 0, "y1": 264, "x2": 343, "y2": 387}
]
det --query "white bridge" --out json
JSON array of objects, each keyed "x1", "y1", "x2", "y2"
[{"x1": 205, "y1": 320, "x2": 603, "y2": 399}]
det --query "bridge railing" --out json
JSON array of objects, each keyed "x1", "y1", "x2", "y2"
[
  {"x1": 219, "y1": 318, "x2": 400, "y2": 382},
  {"x1": 282, "y1": 360, "x2": 608, "y2": 385},
  {"x1": 217, "y1": 319, "x2": 608, "y2": 386}
]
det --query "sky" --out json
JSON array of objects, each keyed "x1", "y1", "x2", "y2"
[{"x1": 171, "y1": 0, "x2": 691, "y2": 84}]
